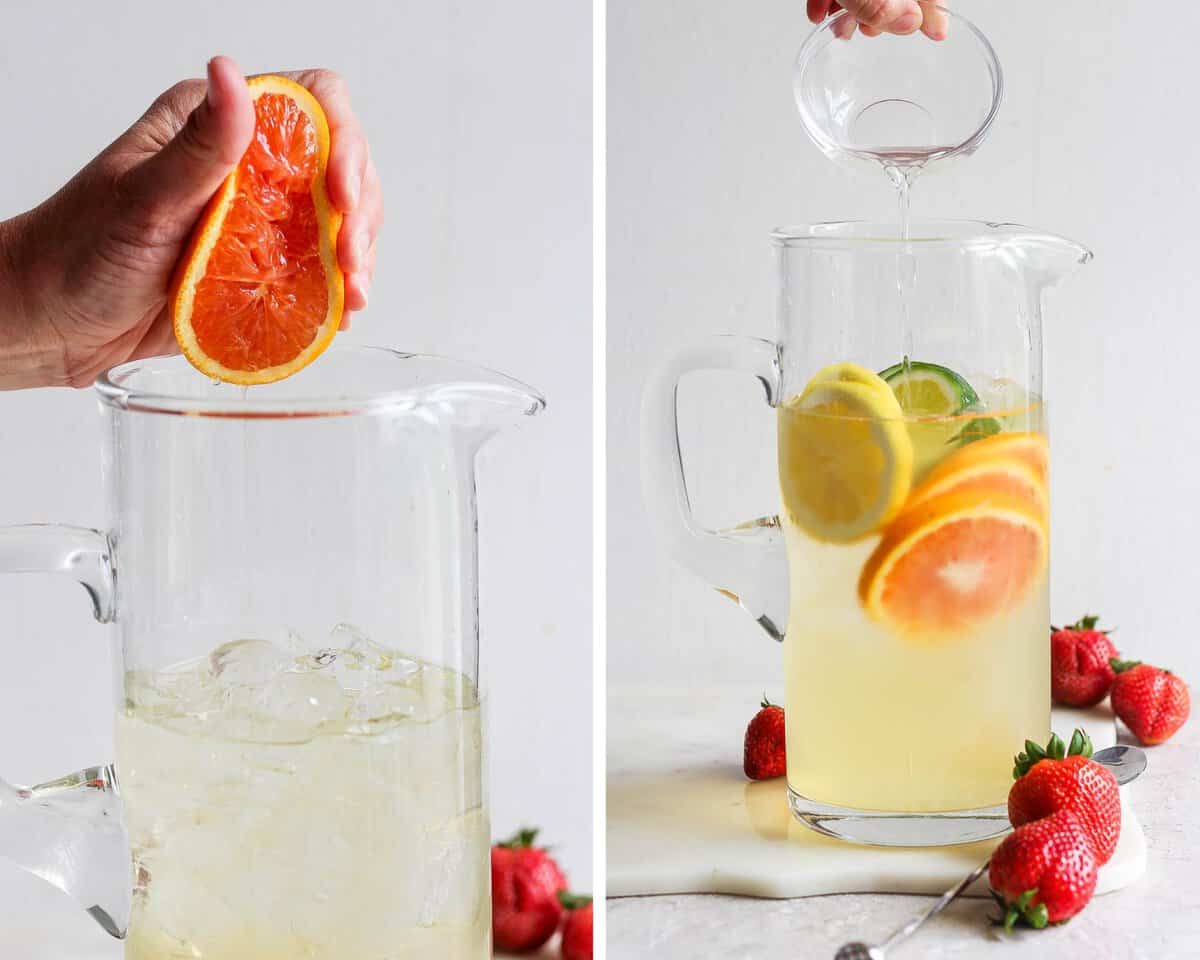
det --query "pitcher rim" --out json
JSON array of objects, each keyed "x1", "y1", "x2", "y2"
[
  {"x1": 95, "y1": 344, "x2": 547, "y2": 420},
  {"x1": 769, "y1": 219, "x2": 1093, "y2": 261}
]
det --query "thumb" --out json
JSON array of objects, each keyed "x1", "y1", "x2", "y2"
[{"x1": 124, "y1": 56, "x2": 255, "y2": 229}]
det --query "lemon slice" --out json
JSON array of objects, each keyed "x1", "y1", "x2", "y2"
[
  {"x1": 779, "y1": 368, "x2": 913, "y2": 543},
  {"x1": 805, "y1": 362, "x2": 897, "y2": 402}
]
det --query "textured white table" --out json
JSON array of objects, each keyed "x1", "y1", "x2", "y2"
[{"x1": 609, "y1": 687, "x2": 1200, "y2": 959}]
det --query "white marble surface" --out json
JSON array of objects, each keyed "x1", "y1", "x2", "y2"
[
  {"x1": 609, "y1": 709, "x2": 1200, "y2": 958},
  {"x1": 609, "y1": 687, "x2": 1144, "y2": 902}
]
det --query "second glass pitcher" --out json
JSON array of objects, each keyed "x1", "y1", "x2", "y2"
[
  {"x1": 644, "y1": 220, "x2": 1090, "y2": 845},
  {"x1": 0, "y1": 345, "x2": 543, "y2": 957}
]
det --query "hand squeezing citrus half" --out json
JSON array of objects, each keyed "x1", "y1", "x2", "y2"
[{"x1": 170, "y1": 76, "x2": 344, "y2": 384}]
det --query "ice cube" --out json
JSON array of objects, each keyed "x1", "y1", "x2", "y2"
[
  {"x1": 209, "y1": 639, "x2": 292, "y2": 686},
  {"x1": 246, "y1": 670, "x2": 347, "y2": 740}
]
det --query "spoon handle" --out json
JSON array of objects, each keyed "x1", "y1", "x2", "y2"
[{"x1": 879, "y1": 858, "x2": 991, "y2": 953}]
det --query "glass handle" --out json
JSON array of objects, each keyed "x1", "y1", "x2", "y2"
[
  {"x1": 0, "y1": 523, "x2": 127, "y2": 939},
  {"x1": 0, "y1": 766, "x2": 129, "y2": 939},
  {"x1": 641, "y1": 335, "x2": 789, "y2": 640}
]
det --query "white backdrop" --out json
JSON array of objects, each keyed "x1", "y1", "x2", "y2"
[
  {"x1": 0, "y1": 0, "x2": 592, "y2": 942},
  {"x1": 609, "y1": 0, "x2": 1200, "y2": 692}
]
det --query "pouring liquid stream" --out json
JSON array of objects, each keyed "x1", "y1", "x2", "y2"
[{"x1": 885, "y1": 159, "x2": 922, "y2": 381}]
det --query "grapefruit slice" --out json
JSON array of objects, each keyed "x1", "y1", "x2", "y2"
[
  {"x1": 906, "y1": 447, "x2": 1049, "y2": 517},
  {"x1": 170, "y1": 76, "x2": 344, "y2": 384},
  {"x1": 858, "y1": 489, "x2": 1048, "y2": 637},
  {"x1": 942, "y1": 432, "x2": 1049, "y2": 485}
]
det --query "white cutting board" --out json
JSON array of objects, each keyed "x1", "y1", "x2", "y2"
[{"x1": 608, "y1": 685, "x2": 1146, "y2": 899}]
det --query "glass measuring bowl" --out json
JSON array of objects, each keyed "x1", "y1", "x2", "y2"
[{"x1": 794, "y1": 3, "x2": 1003, "y2": 180}]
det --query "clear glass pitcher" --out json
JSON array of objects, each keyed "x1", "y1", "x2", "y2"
[
  {"x1": 0, "y1": 346, "x2": 543, "y2": 957},
  {"x1": 644, "y1": 220, "x2": 1090, "y2": 846}
]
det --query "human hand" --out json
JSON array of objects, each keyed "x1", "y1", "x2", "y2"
[
  {"x1": 807, "y1": 1, "x2": 949, "y2": 41},
  {"x1": 0, "y1": 56, "x2": 382, "y2": 389}
]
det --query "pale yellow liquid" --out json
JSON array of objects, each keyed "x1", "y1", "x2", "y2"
[
  {"x1": 117, "y1": 636, "x2": 490, "y2": 959},
  {"x1": 780, "y1": 407, "x2": 1051, "y2": 813}
]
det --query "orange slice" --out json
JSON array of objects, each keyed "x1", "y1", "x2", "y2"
[
  {"x1": 906, "y1": 446, "x2": 1049, "y2": 517},
  {"x1": 171, "y1": 76, "x2": 344, "y2": 384},
  {"x1": 938, "y1": 432, "x2": 1049, "y2": 486},
  {"x1": 858, "y1": 489, "x2": 1048, "y2": 637}
]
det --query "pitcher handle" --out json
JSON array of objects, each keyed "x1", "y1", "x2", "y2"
[
  {"x1": 641, "y1": 335, "x2": 789, "y2": 640},
  {"x1": 0, "y1": 524, "x2": 128, "y2": 939}
]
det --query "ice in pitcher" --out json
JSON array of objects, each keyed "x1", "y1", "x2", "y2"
[
  {"x1": 778, "y1": 362, "x2": 1051, "y2": 812},
  {"x1": 117, "y1": 628, "x2": 489, "y2": 959}
]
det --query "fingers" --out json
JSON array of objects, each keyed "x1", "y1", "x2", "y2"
[
  {"x1": 273, "y1": 68, "x2": 382, "y2": 319},
  {"x1": 343, "y1": 241, "x2": 375, "y2": 315},
  {"x1": 807, "y1": 0, "x2": 834, "y2": 22},
  {"x1": 919, "y1": 2, "x2": 949, "y2": 40},
  {"x1": 119, "y1": 57, "x2": 255, "y2": 232},
  {"x1": 839, "y1": 0, "x2": 923, "y2": 35},
  {"x1": 276, "y1": 69, "x2": 369, "y2": 215},
  {"x1": 335, "y1": 155, "x2": 382, "y2": 310}
]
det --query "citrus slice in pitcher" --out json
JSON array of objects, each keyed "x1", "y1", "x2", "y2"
[
  {"x1": 805, "y1": 361, "x2": 898, "y2": 401},
  {"x1": 905, "y1": 444, "x2": 1049, "y2": 517},
  {"x1": 858, "y1": 489, "x2": 1048, "y2": 637},
  {"x1": 779, "y1": 366, "x2": 913, "y2": 543},
  {"x1": 943, "y1": 431, "x2": 1050, "y2": 485},
  {"x1": 170, "y1": 76, "x2": 344, "y2": 385}
]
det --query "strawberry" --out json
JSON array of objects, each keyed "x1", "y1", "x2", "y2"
[
  {"x1": 1050, "y1": 614, "x2": 1118, "y2": 707},
  {"x1": 1109, "y1": 659, "x2": 1191, "y2": 745},
  {"x1": 989, "y1": 809, "x2": 1098, "y2": 929},
  {"x1": 1008, "y1": 729, "x2": 1120, "y2": 864},
  {"x1": 743, "y1": 696, "x2": 786, "y2": 780},
  {"x1": 491, "y1": 828, "x2": 568, "y2": 952},
  {"x1": 559, "y1": 892, "x2": 594, "y2": 960}
]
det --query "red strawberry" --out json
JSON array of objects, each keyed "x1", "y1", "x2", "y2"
[
  {"x1": 1110, "y1": 659, "x2": 1191, "y2": 745},
  {"x1": 491, "y1": 828, "x2": 568, "y2": 952},
  {"x1": 743, "y1": 696, "x2": 786, "y2": 780},
  {"x1": 559, "y1": 892, "x2": 594, "y2": 960},
  {"x1": 1050, "y1": 615, "x2": 1118, "y2": 707},
  {"x1": 989, "y1": 809, "x2": 1098, "y2": 929},
  {"x1": 1008, "y1": 729, "x2": 1120, "y2": 865}
]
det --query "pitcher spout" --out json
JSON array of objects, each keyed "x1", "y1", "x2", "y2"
[
  {"x1": 0, "y1": 765, "x2": 130, "y2": 938},
  {"x1": 981, "y1": 221, "x2": 1093, "y2": 286}
]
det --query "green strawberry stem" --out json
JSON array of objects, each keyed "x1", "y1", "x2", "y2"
[
  {"x1": 1050, "y1": 614, "x2": 1109, "y2": 634},
  {"x1": 499, "y1": 827, "x2": 540, "y2": 849},
  {"x1": 760, "y1": 694, "x2": 776, "y2": 709},
  {"x1": 1002, "y1": 889, "x2": 1050, "y2": 932},
  {"x1": 1013, "y1": 728, "x2": 1093, "y2": 779},
  {"x1": 558, "y1": 891, "x2": 594, "y2": 910},
  {"x1": 1110, "y1": 658, "x2": 1140, "y2": 674}
]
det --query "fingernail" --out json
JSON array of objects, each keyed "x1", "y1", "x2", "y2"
[
  {"x1": 891, "y1": 9, "x2": 921, "y2": 33},
  {"x1": 206, "y1": 58, "x2": 225, "y2": 110},
  {"x1": 354, "y1": 232, "x2": 369, "y2": 269},
  {"x1": 347, "y1": 171, "x2": 361, "y2": 209}
]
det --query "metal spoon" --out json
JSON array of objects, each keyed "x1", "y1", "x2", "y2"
[{"x1": 833, "y1": 744, "x2": 1147, "y2": 960}]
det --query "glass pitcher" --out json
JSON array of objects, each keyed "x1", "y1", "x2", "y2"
[
  {"x1": 644, "y1": 220, "x2": 1090, "y2": 846},
  {"x1": 0, "y1": 346, "x2": 543, "y2": 958}
]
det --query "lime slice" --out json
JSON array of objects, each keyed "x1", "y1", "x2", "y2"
[
  {"x1": 878, "y1": 360, "x2": 980, "y2": 416},
  {"x1": 878, "y1": 360, "x2": 982, "y2": 480},
  {"x1": 779, "y1": 371, "x2": 913, "y2": 543}
]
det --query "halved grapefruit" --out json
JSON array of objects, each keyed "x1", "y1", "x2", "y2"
[
  {"x1": 858, "y1": 489, "x2": 1048, "y2": 637},
  {"x1": 171, "y1": 76, "x2": 343, "y2": 384}
]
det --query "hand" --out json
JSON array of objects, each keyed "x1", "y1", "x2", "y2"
[
  {"x1": 0, "y1": 56, "x2": 383, "y2": 389},
  {"x1": 807, "y1": 1, "x2": 949, "y2": 40}
]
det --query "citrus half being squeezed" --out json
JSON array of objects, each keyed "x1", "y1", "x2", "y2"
[{"x1": 170, "y1": 76, "x2": 344, "y2": 384}]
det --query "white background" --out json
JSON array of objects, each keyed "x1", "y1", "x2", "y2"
[
  {"x1": 0, "y1": 0, "x2": 592, "y2": 946},
  {"x1": 609, "y1": 0, "x2": 1200, "y2": 695}
]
